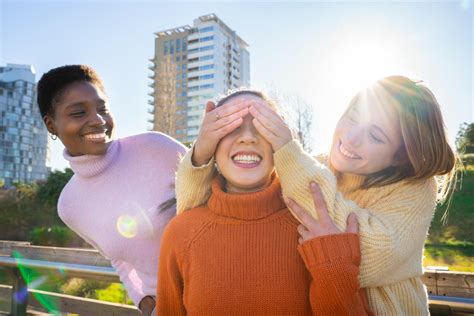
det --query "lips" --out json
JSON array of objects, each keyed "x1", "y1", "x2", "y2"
[
  {"x1": 82, "y1": 129, "x2": 109, "y2": 142},
  {"x1": 231, "y1": 151, "x2": 262, "y2": 168},
  {"x1": 339, "y1": 142, "x2": 361, "y2": 159}
]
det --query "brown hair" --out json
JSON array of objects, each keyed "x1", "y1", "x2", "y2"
[
  {"x1": 215, "y1": 88, "x2": 280, "y2": 113},
  {"x1": 351, "y1": 76, "x2": 459, "y2": 203}
]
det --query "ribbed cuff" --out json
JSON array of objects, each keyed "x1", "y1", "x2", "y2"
[
  {"x1": 298, "y1": 233, "x2": 360, "y2": 267},
  {"x1": 274, "y1": 140, "x2": 305, "y2": 170},
  {"x1": 189, "y1": 146, "x2": 215, "y2": 169}
]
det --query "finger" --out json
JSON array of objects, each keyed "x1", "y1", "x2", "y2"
[
  {"x1": 297, "y1": 224, "x2": 313, "y2": 241},
  {"x1": 252, "y1": 118, "x2": 279, "y2": 144},
  {"x1": 213, "y1": 117, "x2": 244, "y2": 138},
  {"x1": 212, "y1": 100, "x2": 249, "y2": 118},
  {"x1": 211, "y1": 107, "x2": 249, "y2": 131},
  {"x1": 346, "y1": 213, "x2": 359, "y2": 234},
  {"x1": 205, "y1": 101, "x2": 215, "y2": 113},
  {"x1": 285, "y1": 198, "x2": 318, "y2": 228},
  {"x1": 249, "y1": 106, "x2": 285, "y2": 136},
  {"x1": 310, "y1": 182, "x2": 332, "y2": 224},
  {"x1": 250, "y1": 101, "x2": 287, "y2": 125}
]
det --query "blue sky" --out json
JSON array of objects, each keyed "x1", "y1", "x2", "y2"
[{"x1": 1, "y1": 0, "x2": 472, "y2": 170}]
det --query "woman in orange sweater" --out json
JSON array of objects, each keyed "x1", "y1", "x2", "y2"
[{"x1": 156, "y1": 90, "x2": 371, "y2": 315}]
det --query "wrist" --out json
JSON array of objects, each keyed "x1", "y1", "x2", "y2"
[
  {"x1": 139, "y1": 295, "x2": 155, "y2": 313},
  {"x1": 192, "y1": 146, "x2": 212, "y2": 167}
]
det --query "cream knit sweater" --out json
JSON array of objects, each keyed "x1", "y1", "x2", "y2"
[{"x1": 176, "y1": 140, "x2": 437, "y2": 315}]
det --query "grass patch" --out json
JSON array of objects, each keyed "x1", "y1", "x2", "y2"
[
  {"x1": 424, "y1": 243, "x2": 474, "y2": 272},
  {"x1": 424, "y1": 168, "x2": 474, "y2": 272}
]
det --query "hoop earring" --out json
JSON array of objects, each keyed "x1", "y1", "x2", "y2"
[{"x1": 49, "y1": 133, "x2": 58, "y2": 141}]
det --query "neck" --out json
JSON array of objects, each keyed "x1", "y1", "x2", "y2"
[{"x1": 224, "y1": 177, "x2": 273, "y2": 194}]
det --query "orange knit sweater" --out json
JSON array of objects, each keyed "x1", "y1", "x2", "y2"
[{"x1": 157, "y1": 174, "x2": 370, "y2": 315}]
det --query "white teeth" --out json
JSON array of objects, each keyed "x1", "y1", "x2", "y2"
[
  {"x1": 339, "y1": 143, "x2": 359, "y2": 159},
  {"x1": 84, "y1": 132, "x2": 107, "y2": 140},
  {"x1": 233, "y1": 154, "x2": 261, "y2": 163}
]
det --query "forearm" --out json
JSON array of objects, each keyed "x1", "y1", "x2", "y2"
[
  {"x1": 275, "y1": 140, "x2": 437, "y2": 287},
  {"x1": 110, "y1": 259, "x2": 145, "y2": 306},
  {"x1": 176, "y1": 146, "x2": 217, "y2": 214},
  {"x1": 299, "y1": 233, "x2": 369, "y2": 315}
]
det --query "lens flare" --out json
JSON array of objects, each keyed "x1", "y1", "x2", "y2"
[
  {"x1": 12, "y1": 251, "x2": 60, "y2": 315},
  {"x1": 116, "y1": 215, "x2": 138, "y2": 238}
]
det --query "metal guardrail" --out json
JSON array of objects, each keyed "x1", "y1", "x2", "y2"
[
  {"x1": 0, "y1": 255, "x2": 138, "y2": 315},
  {"x1": 0, "y1": 241, "x2": 473, "y2": 315},
  {"x1": 429, "y1": 295, "x2": 474, "y2": 315}
]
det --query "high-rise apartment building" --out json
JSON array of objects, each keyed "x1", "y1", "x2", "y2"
[
  {"x1": 0, "y1": 64, "x2": 49, "y2": 187},
  {"x1": 150, "y1": 14, "x2": 250, "y2": 143}
]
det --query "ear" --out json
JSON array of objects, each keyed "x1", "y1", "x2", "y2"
[{"x1": 43, "y1": 115, "x2": 57, "y2": 135}]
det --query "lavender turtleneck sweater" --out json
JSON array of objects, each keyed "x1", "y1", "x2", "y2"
[{"x1": 58, "y1": 132, "x2": 186, "y2": 305}]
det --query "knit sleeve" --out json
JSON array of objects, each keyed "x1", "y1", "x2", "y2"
[
  {"x1": 176, "y1": 146, "x2": 217, "y2": 214},
  {"x1": 109, "y1": 259, "x2": 146, "y2": 306},
  {"x1": 156, "y1": 220, "x2": 186, "y2": 316},
  {"x1": 275, "y1": 140, "x2": 437, "y2": 288},
  {"x1": 298, "y1": 233, "x2": 370, "y2": 315}
]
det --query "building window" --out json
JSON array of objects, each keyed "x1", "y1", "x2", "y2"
[
  {"x1": 200, "y1": 45, "x2": 214, "y2": 52},
  {"x1": 176, "y1": 83, "x2": 181, "y2": 89},
  {"x1": 188, "y1": 86, "x2": 199, "y2": 92},
  {"x1": 188, "y1": 48, "x2": 199, "y2": 54},
  {"x1": 176, "y1": 56, "x2": 181, "y2": 62},
  {"x1": 176, "y1": 38, "x2": 181, "y2": 52},
  {"x1": 200, "y1": 74, "x2": 214, "y2": 80},
  {"x1": 199, "y1": 55, "x2": 214, "y2": 61},
  {"x1": 199, "y1": 36, "x2": 214, "y2": 42},
  {"x1": 170, "y1": 41, "x2": 175, "y2": 54},
  {"x1": 199, "y1": 64, "x2": 214, "y2": 71},
  {"x1": 164, "y1": 41, "x2": 170, "y2": 55},
  {"x1": 182, "y1": 64, "x2": 187, "y2": 70},
  {"x1": 199, "y1": 26, "x2": 214, "y2": 33},
  {"x1": 182, "y1": 91, "x2": 187, "y2": 97},
  {"x1": 200, "y1": 84, "x2": 214, "y2": 90}
]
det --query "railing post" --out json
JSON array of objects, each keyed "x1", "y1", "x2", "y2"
[{"x1": 10, "y1": 268, "x2": 28, "y2": 316}]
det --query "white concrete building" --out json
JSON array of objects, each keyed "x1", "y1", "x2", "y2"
[{"x1": 150, "y1": 14, "x2": 250, "y2": 143}]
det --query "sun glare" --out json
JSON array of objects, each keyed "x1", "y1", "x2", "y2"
[
  {"x1": 309, "y1": 27, "x2": 409, "y2": 152},
  {"x1": 323, "y1": 34, "x2": 405, "y2": 98}
]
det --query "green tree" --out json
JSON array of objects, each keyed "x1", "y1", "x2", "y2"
[
  {"x1": 456, "y1": 122, "x2": 474, "y2": 154},
  {"x1": 36, "y1": 168, "x2": 74, "y2": 208}
]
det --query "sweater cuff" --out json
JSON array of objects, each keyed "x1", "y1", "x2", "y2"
[
  {"x1": 274, "y1": 140, "x2": 306, "y2": 170},
  {"x1": 189, "y1": 146, "x2": 215, "y2": 169},
  {"x1": 298, "y1": 233, "x2": 361, "y2": 267}
]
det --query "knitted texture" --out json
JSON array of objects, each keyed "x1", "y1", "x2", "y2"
[
  {"x1": 59, "y1": 132, "x2": 186, "y2": 305},
  {"x1": 159, "y1": 174, "x2": 369, "y2": 315},
  {"x1": 175, "y1": 142, "x2": 436, "y2": 315}
]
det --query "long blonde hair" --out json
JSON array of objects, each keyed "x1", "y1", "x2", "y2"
[{"x1": 351, "y1": 76, "x2": 460, "y2": 204}]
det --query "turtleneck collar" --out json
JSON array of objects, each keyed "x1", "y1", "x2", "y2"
[
  {"x1": 336, "y1": 172, "x2": 366, "y2": 193},
  {"x1": 207, "y1": 172, "x2": 287, "y2": 221},
  {"x1": 63, "y1": 140, "x2": 120, "y2": 178}
]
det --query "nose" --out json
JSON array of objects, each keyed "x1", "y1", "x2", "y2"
[
  {"x1": 89, "y1": 111, "x2": 107, "y2": 126},
  {"x1": 344, "y1": 125, "x2": 363, "y2": 147},
  {"x1": 236, "y1": 121, "x2": 258, "y2": 144}
]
